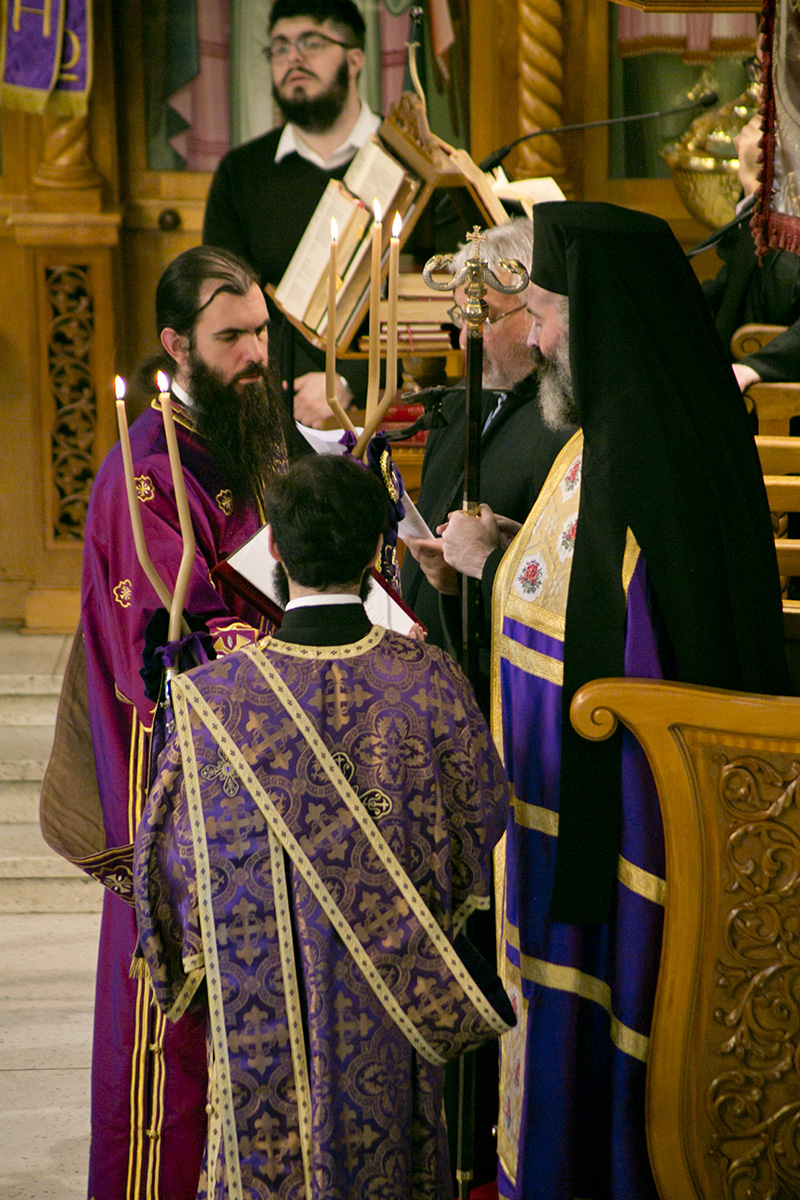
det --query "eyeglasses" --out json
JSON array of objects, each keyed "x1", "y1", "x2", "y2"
[
  {"x1": 265, "y1": 31, "x2": 355, "y2": 64},
  {"x1": 447, "y1": 302, "x2": 527, "y2": 330},
  {"x1": 743, "y1": 55, "x2": 762, "y2": 85}
]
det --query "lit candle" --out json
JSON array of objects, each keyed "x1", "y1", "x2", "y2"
[
  {"x1": 384, "y1": 211, "x2": 402, "y2": 409},
  {"x1": 156, "y1": 369, "x2": 171, "y2": 404},
  {"x1": 114, "y1": 375, "x2": 173, "y2": 612},
  {"x1": 157, "y1": 370, "x2": 196, "y2": 643},
  {"x1": 326, "y1": 217, "x2": 338, "y2": 406},
  {"x1": 365, "y1": 198, "x2": 383, "y2": 430},
  {"x1": 323, "y1": 218, "x2": 356, "y2": 435},
  {"x1": 353, "y1": 212, "x2": 402, "y2": 460}
]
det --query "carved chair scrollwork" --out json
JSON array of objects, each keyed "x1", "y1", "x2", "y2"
[{"x1": 571, "y1": 678, "x2": 800, "y2": 1200}]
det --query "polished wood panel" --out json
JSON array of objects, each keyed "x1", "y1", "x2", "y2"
[{"x1": 572, "y1": 677, "x2": 800, "y2": 1200}]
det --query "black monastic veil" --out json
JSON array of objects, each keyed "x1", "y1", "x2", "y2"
[{"x1": 531, "y1": 201, "x2": 792, "y2": 924}]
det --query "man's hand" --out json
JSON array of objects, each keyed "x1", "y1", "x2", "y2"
[
  {"x1": 439, "y1": 504, "x2": 503, "y2": 579},
  {"x1": 495, "y1": 514, "x2": 523, "y2": 550},
  {"x1": 403, "y1": 535, "x2": 459, "y2": 595},
  {"x1": 734, "y1": 115, "x2": 762, "y2": 198},
  {"x1": 291, "y1": 372, "x2": 353, "y2": 429},
  {"x1": 732, "y1": 361, "x2": 761, "y2": 393}
]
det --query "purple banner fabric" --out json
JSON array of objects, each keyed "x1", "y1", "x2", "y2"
[
  {"x1": 2, "y1": 0, "x2": 65, "y2": 98},
  {"x1": 0, "y1": 0, "x2": 92, "y2": 114},
  {"x1": 57, "y1": 0, "x2": 89, "y2": 93}
]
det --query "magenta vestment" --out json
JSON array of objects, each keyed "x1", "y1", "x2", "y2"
[
  {"x1": 81, "y1": 401, "x2": 265, "y2": 1200},
  {"x1": 134, "y1": 630, "x2": 512, "y2": 1199}
]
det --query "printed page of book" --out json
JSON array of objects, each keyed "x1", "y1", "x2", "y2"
[
  {"x1": 344, "y1": 136, "x2": 406, "y2": 212},
  {"x1": 226, "y1": 524, "x2": 419, "y2": 635},
  {"x1": 490, "y1": 168, "x2": 566, "y2": 218},
  {"x1": 304, "y1": 203, "x2": 369, "y2": 329},
  {"x1": 296, "y1": 423, "x2": 434, "y2": 540},
  {"x1": 274, "y1": 180, "x2": 362, "y2": 320}
]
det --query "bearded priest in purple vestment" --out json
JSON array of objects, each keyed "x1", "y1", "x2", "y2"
[
  {"x1": 78, "y1": 247, "x2": 289, "y2": 1200},
  {"x1": 134, "y1": 454, "x2": 514, "y2": 1200}
]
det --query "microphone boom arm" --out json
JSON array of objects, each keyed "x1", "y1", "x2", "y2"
[{"x1": 479, "y1": 92, "x2": 720, "y2": 173}]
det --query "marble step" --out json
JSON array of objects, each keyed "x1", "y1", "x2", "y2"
[
  {"x1": 0, "y1": 671, "x2": 62, "y2": 732},
  {"x1": 0, "y1": 672, "x2": 63, "y2": 695},
  {"x1": 0, "y1": 690, "x2": 60, "y2": 726},
  {"x1": 0, "y1": 780, "x2": 42, "y2": 823},
  {"x1": 0, "y1": 824, "x2": 102, "y2": 914},
  {"x1": 0, "y1": 724, "x2": 57, "y2": 782}
]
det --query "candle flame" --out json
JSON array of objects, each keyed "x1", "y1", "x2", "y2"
[
  {"x1": 156, "y1": 370, "x2": 170, "y2": 395},
  {"x1": 114, "y1": 375, "x2": 126, "y2": 401},
  {"x1": 392, "y1": 211, "x2": 402, "y2": 237},
  {"x1": 330, "y1": 217, "x2": 338, "y2": 242},
  {"x1": 373, "y1": 198, "x2": 382, "y2": 224}
]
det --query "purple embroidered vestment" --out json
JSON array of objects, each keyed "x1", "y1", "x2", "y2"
[
  {"x1": 134, "y1": 630, "x2": 511, "y2": 1199},
  {"x1": 493, "y1": 434, "x2": 666, "y2": 1200},
  {"x1": 81, "y1": 402, "x2": 264, "y2": 1200}
]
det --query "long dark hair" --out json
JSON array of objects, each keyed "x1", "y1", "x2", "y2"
[{"x1": 155, "y1": 246, "x2": 260, "y2": 339}]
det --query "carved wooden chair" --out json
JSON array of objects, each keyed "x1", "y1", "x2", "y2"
[
  {"x1": 756, "y1": 435, "x2": 800, "y2": 575},
  {"x1": 730, "y1": 322, "x2": 785, "y2": 361},
  {"x1": 571, "y1": 678, "x2": 800, "y2": 1200},
  {"x1": 731, "y1": 324, "x2": 800, "y2": 435},
  {"x1": 755, "y1": 436, "x2": 800, "y2": 689}
]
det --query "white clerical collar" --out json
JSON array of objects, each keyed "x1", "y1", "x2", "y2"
[
  {"x1": 285, "y1": 594, "x2": 364, "y2": 611},
  {"x1": 171, "y1": 380, "x2": 193, "y2": 409},
  {"x1": 274, "y1": 101, "x2": 380, "y2": 170}
]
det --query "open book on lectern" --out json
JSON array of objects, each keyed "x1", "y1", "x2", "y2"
[
  {"x1": 213, "y1": 424, "x2": 433, "y2": 636},
  {"x1": 213, "y1": 524, "x2": 421, "y2": 636}
]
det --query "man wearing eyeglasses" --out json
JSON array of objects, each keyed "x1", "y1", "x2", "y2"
[
  {"x1": 204, "y1": 0, "x2": 379, "y2": 428},
  {"x1": 401, "y1": 219, "x2": 572, "y2": 717}
]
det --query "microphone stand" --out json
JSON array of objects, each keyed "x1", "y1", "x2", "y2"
[{"x1": 479, "y1": 92, "x2": 720, "y2": 173}]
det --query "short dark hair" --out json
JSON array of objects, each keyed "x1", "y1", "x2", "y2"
[
  {"x1": 155, "y1": 245, "x2": 260, "y2": 338},
  {"x1": 264, "y1": 454, "x2": 387, "y2": 588},
  {"x1": 268, "y1": 0, "x2": 366, "y2": 50}
]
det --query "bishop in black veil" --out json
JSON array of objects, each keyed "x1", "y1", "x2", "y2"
[{"x1": 441, "y1": 200, "x2": 791, "y2": 1200}]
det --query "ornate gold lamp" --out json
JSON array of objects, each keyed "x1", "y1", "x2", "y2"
[{"x1": 661, "y1": 84, "x2": 759, "y2": 229}]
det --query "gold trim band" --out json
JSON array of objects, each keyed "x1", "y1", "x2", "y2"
[
  {"x1": 505, "y1": 927, "x2": 649, "y2": 1063},
  {"x1": 500, "y1": 635, "x2": 563, "y2": 685}
]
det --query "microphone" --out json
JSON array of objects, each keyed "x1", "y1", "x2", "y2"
[
  {"x1": 384, "y1": 386, "x2": 451, "y2": 442},
  {"x1": 685, "y1": 192, "x2": 757, "y2": 258},
  {"x1": 478, "y1": 92, "x2": 720, "y2": 173}
]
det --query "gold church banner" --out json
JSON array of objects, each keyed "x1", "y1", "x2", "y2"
[{"x1": 0, "y1": 0, "x2": 93, "y2": 115}]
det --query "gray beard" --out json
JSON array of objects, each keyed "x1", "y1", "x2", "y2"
[{"x1": 534, "y1": 339, "x2": 579, "y2": 431}]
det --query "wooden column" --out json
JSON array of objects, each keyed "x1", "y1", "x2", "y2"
[
  {"x1": 517, "y1": 0, "x2": 566, "y2": 183},
  {"x1": 0, "y1": 0, "x2": 121, "y2": 632}
]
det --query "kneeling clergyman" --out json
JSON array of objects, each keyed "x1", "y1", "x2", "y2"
[{"x1": 134, "y1": 453, "x2": 514, "y2": 1200}]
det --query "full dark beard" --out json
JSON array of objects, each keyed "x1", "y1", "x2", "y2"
[
  {"x1": 272, "y1": 60, "x2": 349, "y2": 133},
  {"x1": 188, "y1": 354, "x2": 287, "y2": 512}
]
